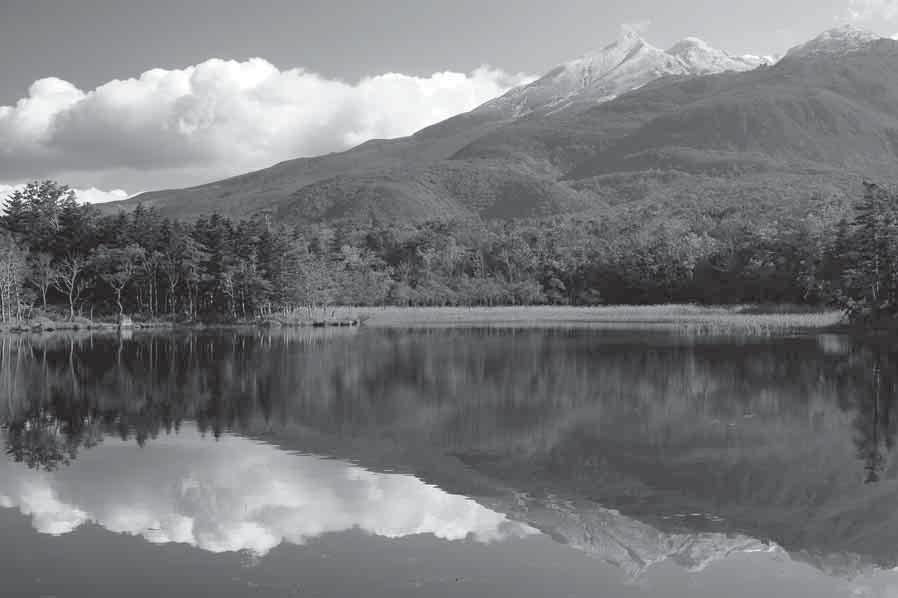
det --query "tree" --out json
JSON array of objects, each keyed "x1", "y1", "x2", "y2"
[
  {"x1": 298, "y1": 252, "x2": 338, "y2": 314},
  {"x1": 2, "y1": 189, "x2": 29, "y2": 233},
  {"x1": 92, "y1": 245, "x2": 145, "y2": 316},
  {"x1": 28, "y1": 252, "x2": 56, "y2": 309},
  {"x1": 159, "y1": 229, "x2": 202, "y2": 316},
  {"x1": 0, "y1": 231, "x2": 27, "y2": 323},
  {"x1": 53, "y1": 254, "x2": 88, "y2": 320},
  {"x1": 3, "y1": 181, "x2": 76, "y2": 251},
  {"x1": 840, "y1": 183, "x2": 898, "y2": 321}
]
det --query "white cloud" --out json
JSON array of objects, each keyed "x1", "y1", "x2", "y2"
[
  {"x1": 848, "y1": 0, "x2": 898, "y2": 21},
  {"x1": 0, "y1": 426, "x2": 536, "y2": 556},
  {"x1": 72, "y1": 187, "x2": 130, "y2": 204},
  {"x1": 0, "y1": 59, "x2": 534, "y2": 193},
  {"x1": 0, "y1": 183, "x2": 130, "y2": 205},
  {"x1": 620, "y1": 20, "x2": 652, "y2": 37}
]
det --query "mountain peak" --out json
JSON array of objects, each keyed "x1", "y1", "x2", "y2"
[
  {"x1": 785, "y1": 25, "x2": 880, "y2": 59},
  {"x1": 473, "y1": 29, "x2": 766, "y2": 118},
  {"x1": 667, "y1": 36, "x2": 768, "y2": 74},
  {"x1": 593, "y1": 25, "x2": 652, "y2": 59},
  {"x1": 667, "y1": 36, "x2": 714, "y2": 53},
  {"x1": 617, "y1": 24, "x2": 648, "y2": 44}
]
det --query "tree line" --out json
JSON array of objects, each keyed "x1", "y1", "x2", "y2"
[{"x1": 0, "y1": 179, "x2": 897, "y2": 323}]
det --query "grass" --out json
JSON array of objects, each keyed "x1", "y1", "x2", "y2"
[
  {"x1": 0, "y1": 313, "x2": 179, "y2": 334},
  {"x1": 255, "y1": 306, "x2": 363, "y2": 327},
  {"x1": 0, "y1": 306, "x2": 365, "y2": 335},
  {"x1": 0, "y1": 315, "x2": 117, "y2": 333},
  {"x1": 1, "y1": 305, "x2": 846, "y2": 336},
  {"x1": 356, "y1": 305, "x2": 846, "y2": 334}
]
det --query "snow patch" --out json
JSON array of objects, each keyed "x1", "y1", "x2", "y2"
[{"x1": 785, "y1": 25, "x2": 881, "y2": 59}]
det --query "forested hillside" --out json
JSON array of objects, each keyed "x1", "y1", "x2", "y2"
[{"x1": 1, "y1": 180, "x2": 896, "y2": 324}]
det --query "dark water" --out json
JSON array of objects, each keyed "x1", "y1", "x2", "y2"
[{"x1": 2, "y1": 327, "x2": 898, "y2": 597}]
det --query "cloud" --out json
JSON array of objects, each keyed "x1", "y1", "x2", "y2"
[
  {"x1": 0, "y1": 426, "x2": 536, "y2": 556},
  {"x1": 848, "y1": 0, "x2": 898, "y2": 21},
  {"x1": 0, "y1": 183, "x2": 129, "y2": 204},
  {"x1": 73, "y1": 187, "x2": 130, "y2": 204},
  {"x1": 0, "y1": 59, "x2": 534, "y2": 193},
  {"x1": 620, "y1": 20, "x2": 652, "y2": 37}
]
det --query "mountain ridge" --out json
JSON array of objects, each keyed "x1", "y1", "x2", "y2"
[
  {"x1": 471, "y1": 28, "x2": 768, "y2": 120},
  {"x1": 102, "y1": 26, "x2": 898, "y2": 226}
]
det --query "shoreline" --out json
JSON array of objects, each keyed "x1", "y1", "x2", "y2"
[{"x1": 0, "y1": 305, "x2": 848, "y2": 336}]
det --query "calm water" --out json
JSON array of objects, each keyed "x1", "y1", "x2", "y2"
[{"x1": 2, "y1": 327, "x2": 898, "y2": 597}]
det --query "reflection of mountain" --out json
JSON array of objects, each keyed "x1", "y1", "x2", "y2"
[
  {"x1": 1, "y1": 329, "x2": 897, "y2": 577},
  {"x1": 495, "y1": 492, "x2": 778, "y2": 578},
  {"x1": 0, "y1": 421, "x2": 777, "y2": 579}
]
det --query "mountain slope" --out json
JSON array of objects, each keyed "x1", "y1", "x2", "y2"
[
  {"x1": 565, "y1": 35, "x2": 898, "y2": 179},
  {"x1": 115, "y1": 116, "x2": 510, "y2": 220},
  {"x1": 273, "y1": 160, "x2": 596, "y2": 223},
  {"x1": 103, "y1": 26, "x2": 898, "y2": 227},
  {"x1": 104, "y1": 29, "x2": 771, "y2": 222}
]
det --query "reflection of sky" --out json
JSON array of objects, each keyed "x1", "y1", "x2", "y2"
[
  {"x1": 0, "y1": 425, "x2": 535, "y2": 556},
  {"x1": 5, "y1": 428, "x2": 898, "y2": 597}
]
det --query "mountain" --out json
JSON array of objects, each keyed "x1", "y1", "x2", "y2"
[
  {"x1": 472, "y1": 28, "x2": 768, "y2": 119},
  {"x1": 103, "y1": 29, "x2": 772, "y2": 222},
  {"x1": 563, "y1": 31, "x2": 898, "y2": 179},
  {"x1": 785, "y1": 24, "x2": 880, "y2": 59},
  {"x1": 668, "y1": 37, "x2": 774, "y2": 74},
  {"x1": 104, "y1": 26, "x2": 898, "y2": 226},
  {"x1": 497, "y1": 493, "x2": 777, "y2": 578}
]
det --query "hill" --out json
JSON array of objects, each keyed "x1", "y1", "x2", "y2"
[
  {"x1": 102, "y1": 28, "x2": 771, "y2": 223},
  {"x1": 102, "y1": 26, "x2": 898, "y2": 226}
]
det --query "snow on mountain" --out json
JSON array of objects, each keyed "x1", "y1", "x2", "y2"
[
  {"x1": 667, "y1": 37, "x2": 770, "y2": 74},
  {"x1": 476, "y1": 28, "x2": 771, "y2": 118},
  {"x1": 785, "y1": 25, "x2": 881, "y2": 59},
  {"x1": 503, "y1": 494, "x2": 781, "y2": 578}
]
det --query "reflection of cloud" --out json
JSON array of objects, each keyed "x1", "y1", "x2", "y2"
[
  {"x1": 1, "y1": 481, "x2": 88, "y2": 536},
  {"x1": 0, "y1": 426, "x2": 535, "y2": 556}
]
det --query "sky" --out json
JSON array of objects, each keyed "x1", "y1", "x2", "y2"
[{"x1": 2, "y1": 0, "x2": 898, "y2": 202}]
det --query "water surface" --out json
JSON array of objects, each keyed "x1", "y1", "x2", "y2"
[{"x1": 2, "y1": 328, "x2": 898, "y2": 597}]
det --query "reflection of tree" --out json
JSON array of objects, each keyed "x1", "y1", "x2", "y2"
[
  {"x1": 1, "y1": 328, "x2": 898, "y2": 485},
  {"x1": 0, "y1": 331, "x2": 345, "y2": 470},
  {"x1": 5, "y1": 410, "x2": 102, "y2": 471},
  {"x1": 852, "y1": 347, "x2": 898, "y2": 484},
  {"x1": 8, "y1": 328, "x2": 898, "y2": 573}
]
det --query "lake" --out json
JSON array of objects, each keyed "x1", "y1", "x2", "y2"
[{"x1": 1, "y1": 327, "x2": 898, "y2": 597}]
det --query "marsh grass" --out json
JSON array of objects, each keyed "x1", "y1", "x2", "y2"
[
  {"x1": 358, "y1": 305, "x2": 845, "y2": 334},
  {"x1": 257, "y1": 306, "x2": 363, "y2": 327},
  {"x1": 2, "y1": 304, "x2": 845, "y2": 335}
]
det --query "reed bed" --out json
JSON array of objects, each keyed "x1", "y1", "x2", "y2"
[
  {"x1": 358, "y1": 305, "x2": 845, "y2": 334},
  {"x1": 258, "y1": 305, "x2": 364, "y2": 327},
  {"x1": 0, "y1": 305, "x2": 846, "y2": 335}
]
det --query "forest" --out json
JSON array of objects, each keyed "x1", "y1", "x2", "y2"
[{"x1": 0, "y1": 179, "x2": 897, "y2": 325}]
